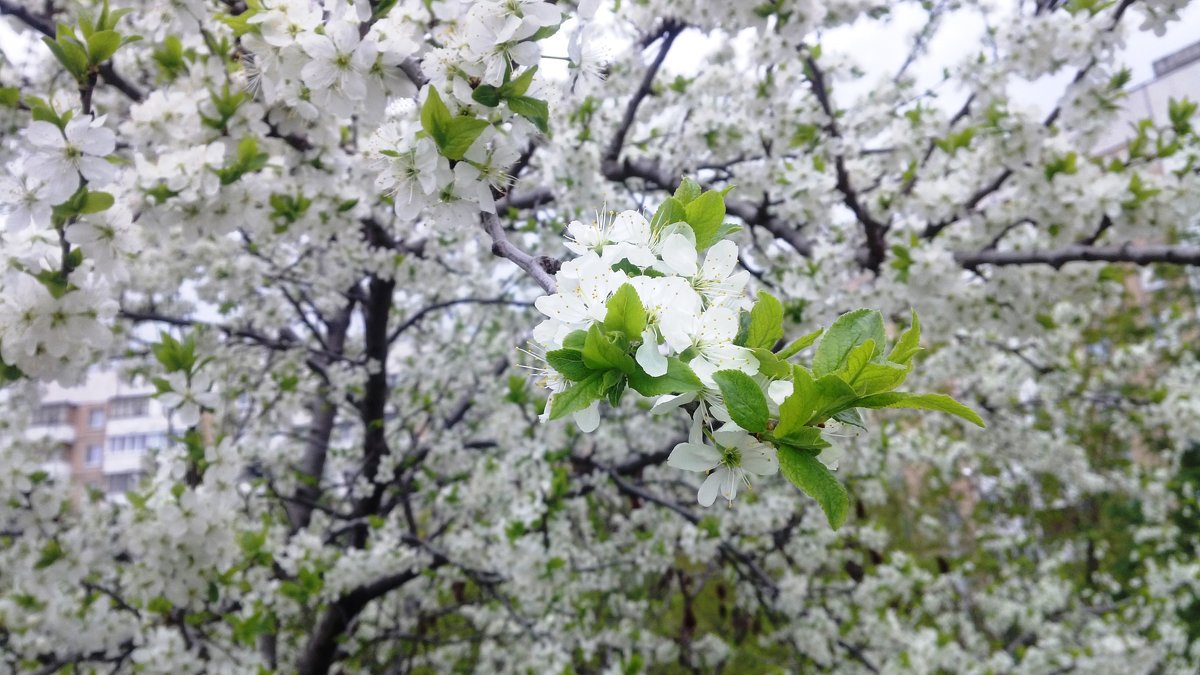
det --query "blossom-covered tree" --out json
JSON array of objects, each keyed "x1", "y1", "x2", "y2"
[{"x1": 0, "y1": 0, "x2": 1198, "y2": 672}]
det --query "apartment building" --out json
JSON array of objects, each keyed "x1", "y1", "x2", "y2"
[
  {"x1": 26, "y1": 369, "x2": 173, "y2": 500},
  {"x1": 1096, "y1": 39, "x2": 1200, "y2": 154}
]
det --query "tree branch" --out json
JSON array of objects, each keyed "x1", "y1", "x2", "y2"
[
  {"x1": 803, "y1": 53, "x2": 889, "y2": 271},
  {"x1": 955, "y1": 243, "x2": 1200, "y2": 270},
  {"x1": 480, "y1": 211, "x2": 558, "y2": 293},
  {"x1": 603, "y1": 20, "x2": 683, "y2": 164}
]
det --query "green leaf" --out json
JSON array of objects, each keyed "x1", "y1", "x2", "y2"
[
  {"x1": 150, "y1": 331, "x2": 198, "y2": 373},
  {"x1": 674, "y1": 177, "x2": 702, "y2": 205},
  {"x1": 751, "y1": 348, "x2": 792, "y2": 379},
  {"x1": 684, "y1": 190, "x2": 726, "y2": 250},
  {"x1": 369, "y1": 0, "x2": 398, "y2": 22},
  {"x1": 778, "y1": 447, "x2": 849, "y2": 529},
  {"x1": 627, "y1": 358, "x2": 703, "y2": 396},
  {"x1": 472, "y1": 84, "x2": 501, "y2": 107},
  {"x1": 0, "y1": 86, "x2": 21, "y2": 108},
  {"x1": 423, "y1": 86, "x2": 489, "y2": 158},
  {"x1": 775, "y1": 366, "x2": 817, "y2": 437},
  {"x1": 420, "y1": 87, "x2": 452, "y2": 145},
  {"x1": 582, "y1": 324, "x2": 636, "y2": 374},
  {"x1": 548, "y1": 372, "x2": 606, "y2": 420},
  {"x1": 35, "y1": 539, "x2": 66, "y2": 569},
  {"x1": 508, "y1": 95, "x2": 549, "y2": 134},
  {"x1": 812, "y1": 309, "x2": 885, "y2": 376},
  {"x1": 86, "y1": 30, "x2": 121, "y2": 64},
  {"x1": 43, "y1": 36, "x2": 87, "y2": 80},
  {"x1": 745, "y1": 291, "x2": 784, "y2": 350},
  {"x1": 854, "y1": 392, "x2": 985, "y2": 427},
  {"x1": 605, "y1": 374, "x2": 627, "y2": 407},
  {"x1": 545, "y1": 349, "x2": 592, "y2": 381},
  {"x1": 562, "y1": 330, "x2": 587, "y2": 351},
  {"x1": 650, "y1": 196, "x2": 686, "y2": 231},
  {"x1": 810, "y1": 374, "x2": 860, "y2": 422},
  {"x1": 504, "y1": 66, "x2": 537, "y2": 97},
  {"x1": 831, "y1": 408, "x2": 866, "y2": 430},
  {"x1": 712, "y1": 370, "x2": 769, "y2": 432},
  {"x1": 604, "y1": 283, "x2": 647, "y2": 338},
  {"x1": 888, "y1": 309, "x2": 921, "y2": 365},
  {"x1": 80, "y1": 191, "x2": 114, "y2": 214},
  {"x1": 441, "y1": 117, "x2": 490, "y2": 160},
  {"x1": 776, "y1": 327, "x2": 822, "y2": 360},
  {"x1": 714, "y1": 222, "x2": 742, "y2": 241},
  {"x1": 851, "y1": 361, "x2": 910, "y2": 396},
  {"x1": 772, "y1": 425, "x2": 829, "y2": 450},
  {"x1": 837, "y1": 339, "x2": 875, "y2": 385},
  {"x1": 35, "y1": 270, "x2": 73, "y2": 299}
]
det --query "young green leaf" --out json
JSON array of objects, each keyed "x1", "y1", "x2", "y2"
[
  {"x1": 626, "y1": 358, "x2": 703, "y2": 396},
  {"x1": 751, "y1": 348, "x2": 792, "y2": 379},
  {"x1": 854, "y1": 392, "x2": 985, "y2": 427},
  {"x1": 581, "y1": 324, "x2": 636, "y2": 374},
  {"x1": 850, "y1": 361, "x2": 910, "y2": 396},
  {"x1": 778, "y1": 447, "x2": 849, "y2": 529},
  {"x1": 545, "y1": 349, "x2": 593, "y2": 381},
  {"x1": 604, "y1": 283, "x2": 647, "y2": 337},
  {"x1": 420, "y1": 86, "x2": 453, "y2": 147},
  {"x1": 472, "y1": 84, "x2": 502, "y2": 107},
  {"x1": 562, "y1": 330, "x2": 587, "y2": 351},
  {"x1": 508, "y1": 96, "x2": 549, "y2": 134},
  {"x1": 712, "y1": 370, "x2": 769, "y2": 432},
  {"x1": 776, "y1": 327, "x2": 823, "y2": 360},
  {"x1": 831, "y1": 408, "x2": 866, "y2": 430},
  {"x1": 80, "y1": 191, "x2": 115, "y2": 214},
  {"x1": 674, "y1": 177, "x2": 702, "y2": 205},
  {"x1": 772, "y1": 425, "x2": 829, "y2": 450},
  {"x1": 684, "y1": 190, "x2": 726, "y2": 250},
  {"x1": 745, "y1": 291, "x2": 784, "y2": 350},
  {"x1": 650, "y1": 196, "x2": 686, "y2": 231},
  {"x1": 775, "y1": 368, "x2": 817, "y2": 438},
  {"x1": 812, "y1": 309, "x2": 885, "y2": 376},
  {"x1": 888, "y1": 308, "x2": 922, "y2": 365},
  {"x1": 441, "y1": 117, "x2": 490, "y2": 160},
  {"x1": 43, "y1": 36, "x2": 88, "y2": 80},
  {"x1": 604, "y1": 372, "x2": 627, "y2": 407},
  {"x1": 809, "y1": 374, "x2": 860, "y2": 423},
  {"x1": 548, "y1": 373, "x2": 606, "y2": 420},
  {"x1": 86, "y1": 30, "x2": 121, "y2": 64},
  {"x1": 837, "y1": 339, "x2": 875, "y2": 385},
  {"x1": 504, "y1": 66, "x2": 538, "y2": 97}
]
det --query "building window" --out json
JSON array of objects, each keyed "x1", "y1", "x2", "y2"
[
  {"x1": 85, "y1": 444, "x2": 102, "y2": 467},
  {"x1": 31, "y1": 404, "x2": 71, "y2": 426},
  {"x1": 109, "y1": 396, "x2": 149, "y2": 419},
  {"x1": 88, "y1": 408, "x2": 105, "y2": 429},
  {"x1": 108, "y1": 433, "x2": 170, "y2": 453},
  {"x1": 106, "y1": 472, "x2": 141, "y2": 495}
]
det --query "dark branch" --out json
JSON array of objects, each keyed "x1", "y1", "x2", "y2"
[{"x1": 955, "y1": 243, "x2": 1200, "y2": 270}]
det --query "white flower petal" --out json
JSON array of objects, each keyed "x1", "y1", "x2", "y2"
[
  {"x1": 635, "y1": 330, "x2": 668, "y2": 377},
  {"x1": 700, "y1": 239, "x2": 739, "y2": 280},
  {"x1": 650, "y1": 391, "x2": 694, "y2": 415},
  {"x1": 668, "y1": 442, "x2": 722, "y2": 472},
  {"x1": 742, "y1": 450, "x2": 779, "y2": 476},
  {"x1": 697, "y1": 470, "x2": 723, "y2": 507},
  {"x1": 574, "y1": 402, "x2": 600, "y2": 432},
  {"x1": 660, "y1": 232, "x2": 698, "y2": 277}
]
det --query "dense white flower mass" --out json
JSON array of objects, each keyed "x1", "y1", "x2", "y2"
[{"x1": 0, "y1": 0, "x2": 1197, "y2": 672}]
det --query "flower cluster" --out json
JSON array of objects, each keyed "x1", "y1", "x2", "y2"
[{"x1": 532, "y1": 181, "x2": 984, "y2": 521}]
